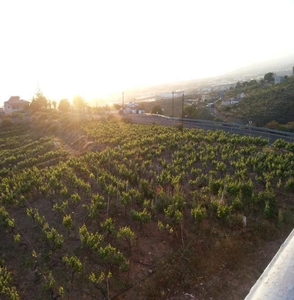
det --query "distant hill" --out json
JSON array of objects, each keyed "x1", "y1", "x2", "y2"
[
  {"x1": 226, "y1": 54, "x2": 294, "y2": 79},
  {"x1": 219, "y1": 76, "x2": 294, "y2": 127}
]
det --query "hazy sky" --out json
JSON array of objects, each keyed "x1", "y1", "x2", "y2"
[{"x1": 1, "y1": 0, "x2": 294, "y2": 105}]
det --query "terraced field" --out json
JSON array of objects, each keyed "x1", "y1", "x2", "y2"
[{"x1": 1, "y1": 117, "x2": 294, "y2": 299}]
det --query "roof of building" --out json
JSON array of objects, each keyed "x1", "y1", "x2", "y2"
[{"x1": 4, "y1": 96, "x2": 30, "y2": 104}]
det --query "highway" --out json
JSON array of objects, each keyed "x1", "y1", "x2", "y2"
[{"x1": 125, "y1": 114, "x2": 294, "y2": 144}]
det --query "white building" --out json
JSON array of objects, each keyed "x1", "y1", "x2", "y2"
[
  {"x1": 123, "y1": 102, "x2": 145, "y2": 114},
  {"x1": 4, "y1": 96, "x2": 30, "y2": 114},
  {"x1": 274, "y1": 75, "x2": 285, "y2": 84},
  {"x1": 237, "y1": 93, "x2": 246, "y2": 99}
]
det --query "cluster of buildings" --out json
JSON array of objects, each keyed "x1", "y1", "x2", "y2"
[
  {"x1": 0, "y1": 96, "x2": 30, "y2": 115},
  {"x1": 273, "y1": 66, "x2": 294, "y2": 84},
  {"x1": 123, "y1": 102, "x2": 145, "y2": 114},
  {"x1": 222, "y1": 92, "x2": 246, "y2": 106}
]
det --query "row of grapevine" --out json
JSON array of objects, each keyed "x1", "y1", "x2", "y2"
[{"x1": 1, "y1": 119, "x2": 294, "y2": 298}]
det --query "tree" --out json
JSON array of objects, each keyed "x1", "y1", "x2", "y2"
[
  {"x1": 30, "y1": 89, "x2": 48, "y2": 112},
  {"x1": 52, "y1": 100, "x2": 57, "y2": 109},
  {"x1": 58, "y1": 99, "x2": 71, "y2": 113},
  {"x1": 73, "y1": 95, "x2": 86, "y2": 111},
  {"x1": 248, "y1": 79, "x2": 257, "y2": 86},
  {"x1": 265, "y1": 120, "x2": 279, "y2": 130},
  {"x1": 113, "y1": 103, "x2": 121, "y2": 110},
  {"x1": 264, "y1": 72, "x2": 274, "y2": 82},
  {"x1": 151, "y1": 105, "x2": 164, "y2": 115},
  {"x1": 236, "y1": 82, "x2": 242, "y2": 89},
  {"x1": 184, "y1": 105, "x2": 198, "y2": 118}
]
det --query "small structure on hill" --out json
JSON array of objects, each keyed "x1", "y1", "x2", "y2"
[
  {"x1": 4, "y1": 96, "x2": 30, "y2": 114},
  {"x1": 274, "y1": 75, "x2": 285, "y2": 84},
  {"x1": 123, "y1": 102, "x2": 145, "y2": 114}
]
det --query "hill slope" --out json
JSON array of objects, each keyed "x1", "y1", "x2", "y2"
[
  {"x1": 1, "y1": 116, "x2": 294, "y2": 299},
  {"x1": 219, "y1": 77, "x2": 294, "y2": 126}
]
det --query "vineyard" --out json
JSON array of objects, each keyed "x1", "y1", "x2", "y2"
[{"x1": 1, "y1": 116, "x2": 294, "y2": 299}]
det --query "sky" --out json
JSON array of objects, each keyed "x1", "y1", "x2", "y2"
[{"x1": 1, "y1": 0, "x2": 294, "y2": 106}]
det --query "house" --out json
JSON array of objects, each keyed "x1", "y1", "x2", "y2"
[
  {"x1": 201, "y1": 94, "x2": 212, "y2": 102},
  {"x1": 221, "y1": 100, "x2": 230, "y2": 106},
  {"x1": 274, "y1": 75, "x2": 285, "y2": 84},
  {"x1": 230, "y1": 99, "x2": 240, "y2": 105},
  {"x1": 221, "y1": 98, "x2": 240, "y2": 106},
  {"x1": 123, "y1": 102, "x2": 145, "y2": 114},
  {"x1": 4, "y1": 96, "x2": 30, "y2": 114},
  {"x1": 237, "y1": 93, "x2": 246, "y2": 99}
]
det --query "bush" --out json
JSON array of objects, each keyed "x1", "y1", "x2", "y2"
[
  {"x1": 273, "y1": 139, "x2": 288, "y2": 149},
  {"x1": 285, "y1": 143, "x2": 294, "y2": 153},
  {"x1": 1, "y1": 118, "x2": 13, "y2": 127},
  {"x1": 209, "y1": 178, "x2": 223, "y2": 195},
  {"x1": 151, "y1": 105, "x2": 164, "y2": 115},
  {"x1": 194, "y1": 174, "x2": 209, "y2": 188},
  {"x1": 257, "y1": 190, "x2": 278, "y2": 220},
  {"x1": 264, "y1": 199, "x2": 277, "y2": 220},
  {"x1": 217, "y1": 204, "x2": 231, "y2": 221},
  {"x1": 285, "y1": 178, "x2": 294, "y2": 192},
  {"x1": 265, "y1": 120, "x2": 279, "y2": 130},
  {"x1": 231, "y1": 196, "x2": 243, "y2": 212},
  {"x1": 174, "y1": 123, "x2": 183, "y2": 131},
  {"x1": 191, "y1": 206, "x2": 206, "y2": 223},
  {"x1": 121, "y1": 117, "x2": 133, "y2": 124},
  {"x1": 226, "y1": 182, "x2": 239, "y2": 197}
]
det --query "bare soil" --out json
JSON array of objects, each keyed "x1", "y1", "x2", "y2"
[{"x1": 1, "y1": 121, "x2": 293, "y2": 300}]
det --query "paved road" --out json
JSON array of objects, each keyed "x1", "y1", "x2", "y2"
[{"x1": 126, "y1": 114, "x2": 294, "y2": 144}]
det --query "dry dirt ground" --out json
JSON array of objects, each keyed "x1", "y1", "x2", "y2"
[
  {"x1": 112, "y1": 221, "x2": 291, "y2": 300},
  {"x1": 55, "y1": 123, "x2": 292, "y2": 300},
  {"x1": 1, "y1": 122, "x2": 292, "y2": 300},
  {"x1": 0, "y1": 216, "x2": 290, "y2": 300}
]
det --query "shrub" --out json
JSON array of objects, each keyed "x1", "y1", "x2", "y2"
[
  {"x1": 191, "y1": 206, "x2": 206, "y2": 223},
  {"x1": 286, "y1": 143, "x2": 294, "y2": 153},
  {"x1": 257, "y1": 190, "x2": 278, "y2": 220},
  {"x1": 1, "y1": 118, "x2": 13, "y2": 127},
  {"x1": 174, "y1": 123, "x2": 183, "y2": 131},
  {"x1": 121, "y1": 117, "x2": 133, "y2": 124},
  {"x1": 209, "y1": 178, "x2": 223, "y2": 195},
  {"x1": 226, "y1": 182, "x2": 239, "y2": 197},
  {"x1": 217, "y1": 204, "x2": 231, "y2": 221},
  {"x1": 273, "y1": 139, "x2": 287, "y2": 149},
  {"x1": 285, "y1": 178, "x2": 294, "y2": 192},
  {"x1": 231, "y1": 196, "x2": 243, "y2": 212},
  {"x1": 194, "y1": 174, "x2": 209, "y2": 188}
]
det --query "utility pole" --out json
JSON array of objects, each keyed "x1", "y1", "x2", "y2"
[
  {"x1": 181, "y1": 93, "x2": 184, "y2": 134},
  {"x1": 122, "y1": 91, "x2": 124, "y2": 108},
  {"x1": 172, "y1": 91, "x2": 174, "y2": 118}
]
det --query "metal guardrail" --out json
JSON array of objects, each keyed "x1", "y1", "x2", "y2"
[
  {"x1": 134, "y1": 114, "x2": 294, "y2": 143},
  {"x1": 125, "y1": 114, "x2": 294, "y2": 297},
  {"x1": 184, "y1": 119, "x2": 294, "y2": 143},
  {"x1": 245, "y1": 229, "x2": 294, "y2": 300}
]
